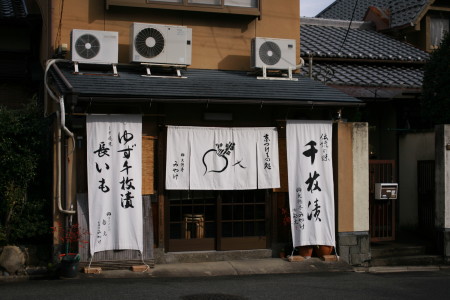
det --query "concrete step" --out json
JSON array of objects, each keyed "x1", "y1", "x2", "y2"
[
  {"x1": 370, "y1": 255, "x2": 444, "y2": 267},
  {"x1": 156, "y1": 249, "x2": 273, "y2": 264},
  {"x1": 371, "y1": 244, "x2": 427, "y2": 258}
]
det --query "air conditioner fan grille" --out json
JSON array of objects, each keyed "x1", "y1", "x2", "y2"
[
  {"x1": 259, "y1": 41, "x2": 281, "y2": 66},
  {"x1": 135, "y1": 28, "x2": 165, "y2": 58},
  {"x1": 75, "y1": 34, "x2": 101, "y2": 59}
]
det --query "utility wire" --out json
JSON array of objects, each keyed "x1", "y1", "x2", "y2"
[
  {"x1": 339, "y1": 0, "x2": 359, "y2": 52},
  {"x1": 323, "y1": 0, "x2": 359, "y2": 83}
]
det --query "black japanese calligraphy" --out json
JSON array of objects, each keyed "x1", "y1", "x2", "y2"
[
  {"x1": 172, "y1": 153, "x2": 185, "y2": 180},
  {"x1": 117, "y1": 129, "x2": 135, "y2": 209},
  {"x1": 263, "y1": 133, "x2": 272, "y2": 170},
  {"x1": 202, "y1": 142, "x2": 235, "y2": 175},
  {"x1": 94, "y1": 142, "x2": 110, "y2": 157},
  {"x1": 305, "y1": 171, "x2": 321, "y2": 193},
  {"x1": 303, "y1": 140, "x2": 318, "y2": 164},
  {"x1": 320, "y1": 133, "x2": 330, "y2": 162},
  {"x1": 118, "y1": 130, "x2": 134, "y2": 145},
  {"x1": 98, "y1": 178, "x2": 110, "y2": 193},
  {"x1": 307, "y1": 199, "x2": 322, "y2": 222},
  {"x1": 292, "y1": 187, "x2": 305, "y2": 230}
]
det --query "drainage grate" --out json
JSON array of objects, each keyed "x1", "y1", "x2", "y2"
[{"x1": 181, "y1": 294, "x2": 248, "y2": 300}]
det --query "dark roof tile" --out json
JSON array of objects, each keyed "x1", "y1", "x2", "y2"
[
  {"x1": 302, "y1": 63, "x2": 424, "y2": 88},
  {"x1": 0, "y1": 0, "x2": 28, "y2": 19},
  {"x1": 316, "y1": 0, "x2": 390, "y2": 20},
  {"x1": 300, "y1": 22, "x2": 429, "y2": 62},
  {"x1": 316, "y1": 0, "x2": 429, "y2": 29}
]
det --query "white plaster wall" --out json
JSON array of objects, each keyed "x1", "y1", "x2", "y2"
[
  {"x1": 446, "y1": 126, "x2": 450, "y2": 229},
  {"x1": 353, "y1": 123, "x2": 369, "y2": 231},
  {"x1": 435, "y1": 125, "x2": 450, "y2": 228},
  {"x1": 398, "y1": 132, "x2": 435, "y2": 228}
]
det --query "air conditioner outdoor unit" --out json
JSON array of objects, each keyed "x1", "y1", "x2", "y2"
[
  {"x1": 251, "y1": 37, "x2": 296, "y2": 70},
  {"x1": 71, "y1": 29, "x2": 118, "y2": 64},
  {"x1": 130, "y1": 23, "x2": 192, "y2": 65}
]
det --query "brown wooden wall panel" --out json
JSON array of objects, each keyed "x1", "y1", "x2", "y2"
[
  {"x1": 220, "y1": 237, "x2": 266, "y2": 251},
  {"x1": 142, "y1": 136, "x2": 156, "y2": 195}
]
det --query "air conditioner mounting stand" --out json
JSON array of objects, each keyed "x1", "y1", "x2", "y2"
[
  {"x1": 73, "y1": 61, "x2": 118, "y2": 76},
  {"x1": 141, "y1": 63, "x2": 187, "y2": 79},
  {"x1": 257, "y1": 66, "x2": 298, "y2": 81}
]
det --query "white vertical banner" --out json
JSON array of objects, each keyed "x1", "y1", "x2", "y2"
[
  {"x1": 165, "y1": 126, "x2": 280, "y2": 190},
  {"x1": 286, "y1": 120, "x2": 335, "y2": 248},
  {"x1": 165, "y1": 126, "x2": 190, "y2": 190},
  {"x1": 87, "y1": 115, "x2": 143, "y2": 256}
]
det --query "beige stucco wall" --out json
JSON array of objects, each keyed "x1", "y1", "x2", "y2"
[
  {"x1": 398, "y1": 132, "x2": 435, "y2": 228},
  {"x1": 37, "y1": 0, "x2": 300, "y2": 70},
  {"x1": 336, "y1": 122, "x2": 369, "y2": 233}
]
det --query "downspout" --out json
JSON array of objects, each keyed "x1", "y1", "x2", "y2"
[
  {"x1": 309, "y1": 55, "x2": 313, "y2": 79},
  {"x1": 45, "y1": 59, "x2": 76, "y2": 215}
]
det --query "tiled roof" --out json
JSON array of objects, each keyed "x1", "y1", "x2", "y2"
[
  {"x1": 316, "y1": 0, "x2": 389, "y2": 21},
  {"x1": 301, "y1": 63, "x2": 424, "y2": 89},
  {"x1": 389, "y1": 0, "x2": 429, "y2": 28},
  {"x1": 300, "y1": 20, "x2": 430, "y2": 62},
  {"x1": 0, "y1": 0, "x2": 28, "y2": 18},
  {"x1": 316, "y1": 0, "x2": 430, "y2": 29},
  {"x1": 49, "y1": 62, "x2": 362, "y2": 105},
  {"x1": 300, "y1": 18, "x2": 428, "y2": 90}
]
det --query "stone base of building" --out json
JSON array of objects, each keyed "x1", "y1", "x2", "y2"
[
  {"x1": 154, "y1": 248, "x2": 272, "y2": 264},
  {"x1": 337, "y1": 231, "x2": 370, "y2": 267},
  {"x1": 437, "y1": 228, "x2": 450, "y2": 260}
]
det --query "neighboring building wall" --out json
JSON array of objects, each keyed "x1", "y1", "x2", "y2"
[
  {"x1": 435, "y1": 125, "x2": 450, "y2": 261},
  {"x1": 398, "y1": 132, "x2": 435, "y2": 229},
  {"x1": 335, "y1": 122, "x2": 370, "y2": 266}
]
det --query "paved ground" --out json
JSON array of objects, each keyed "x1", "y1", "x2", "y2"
[
  {"x1": 2, "y1": 257, "x2": 449, "y2": 282},
  {"x1": 3, "y1": 271, "x2": 450, "y2": 300}
]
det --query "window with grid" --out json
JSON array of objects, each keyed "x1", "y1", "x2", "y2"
[
  {"x1": 168, "y1": 190, "x2": 216, "y2": 239},
  {"x1": 221, "y1": 190, "x2": 266, "y2": 238},
  {"x1": 167, "y1": 189, "x2": 267, "y2": 251}
]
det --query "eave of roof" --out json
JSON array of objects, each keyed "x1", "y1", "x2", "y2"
[
  {"x1": 49, "y1": 62, "x2": 363, "y2": 107},
  {"x1": 301, "y1": 62, "x2": 424, "y2": 89}
]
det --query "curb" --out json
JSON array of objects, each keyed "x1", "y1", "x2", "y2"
[
  {"x1": 2, "y1": 260, "x2": 449, "y2": 281},
  {"x1": 354, "y1": 265, "x2": 448, "y2": 273}
]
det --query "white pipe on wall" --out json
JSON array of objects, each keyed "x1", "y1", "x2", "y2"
[{"x1": 45, "y1": 59, "x2": 76, "y2": 215}]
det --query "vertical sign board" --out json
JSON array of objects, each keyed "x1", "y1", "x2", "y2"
[
  {"x1": 87, "y1": 115, "x2": 143, "y2": 256},
  {"x1": 286, "y1": 120, "x2": 335, "y2": 248}
]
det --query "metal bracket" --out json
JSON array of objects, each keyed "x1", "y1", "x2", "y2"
[
  {"x1": 73, "y1": 61, "x2": 79, "y2": 74},
  {"x1": 256, "y1": 66, "x2": 298, "y2": 81},
  {"x1": 73, "y1": 62, "x2": 119, "y2": 76},
  {"x1": 141, "y1": 63, "x2": 187, "y2": 79},
  {"x1": 112, "y1": 64, "x2": 118, "y2": 76}
]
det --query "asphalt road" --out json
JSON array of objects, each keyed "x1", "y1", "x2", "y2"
[{"x1": 1, "y1": 270, "x2": 449, "y2": 300}]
